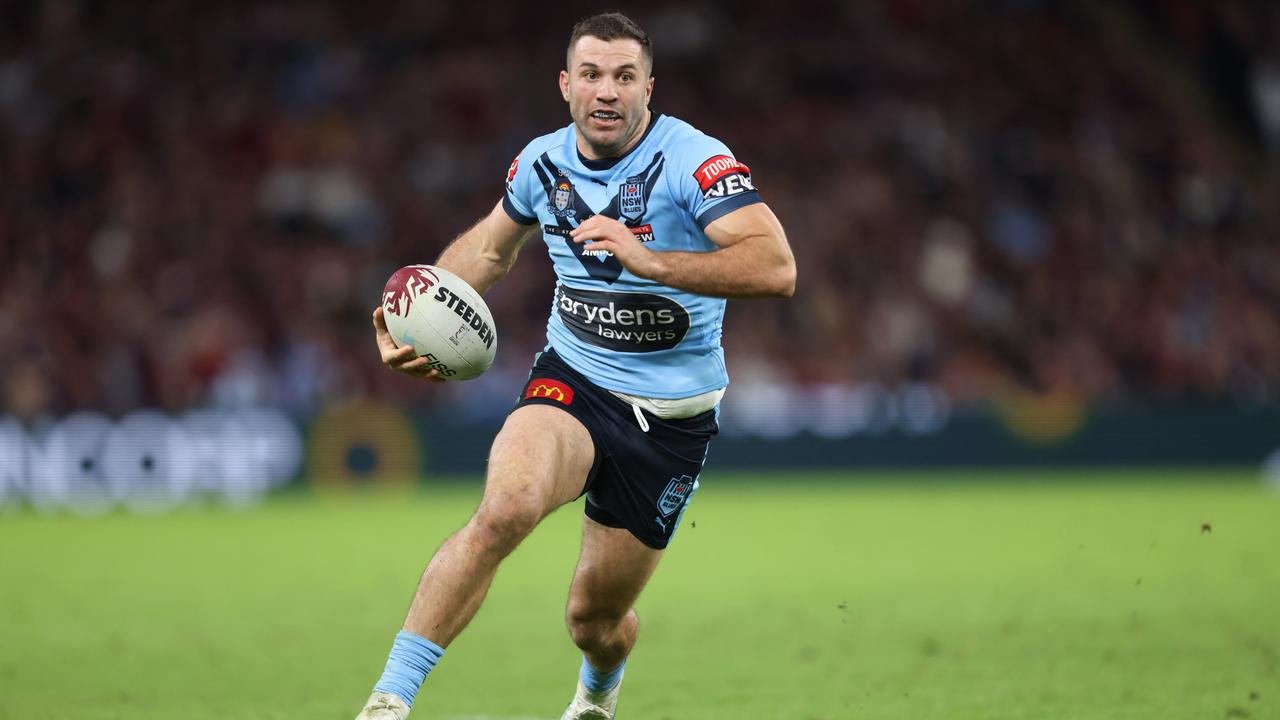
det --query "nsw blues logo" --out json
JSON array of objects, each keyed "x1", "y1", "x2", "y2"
[
  {"x1": 619, "y1": 179, "x2": 645, "y2": 223},
  {"x1": 657, "y1": 474, "x2": 696, "y2": 516}
]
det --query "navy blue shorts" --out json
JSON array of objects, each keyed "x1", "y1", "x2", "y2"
[{"x1": 511, "y1": 348, "x2": 718, "y2": 549}]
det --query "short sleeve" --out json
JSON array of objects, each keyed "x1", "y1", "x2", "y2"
[
  {"x1": 671, "y1": 135, "x2": 763, "y2": 230},
  {"x1": 501, "y1": 145, "x2": 539, "y2": 226}
]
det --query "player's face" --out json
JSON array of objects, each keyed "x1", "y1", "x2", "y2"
[{"x1": 560, "y1": 36, "x2": 654, "y2": 159}]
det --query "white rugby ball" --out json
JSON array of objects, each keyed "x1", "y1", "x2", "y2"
[{"x1": 380, "y1": 264, "x2": 497, "y2": 380}]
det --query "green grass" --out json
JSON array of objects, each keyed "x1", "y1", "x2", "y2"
[{"x1": 1, "y1": 469, "x2": 1277, "y2": 719}]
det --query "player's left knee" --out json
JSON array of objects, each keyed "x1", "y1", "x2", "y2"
[
  {"x1": 565, "y1": 604, "x2": 632, "y2": 647},
  {"x1": 566, "y1": 616, "x2": 613, "y2": 650}
]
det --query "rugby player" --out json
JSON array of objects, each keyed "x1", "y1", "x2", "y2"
[{"x1": 358, "y1": 12, "x2": 795, "y2": 719}]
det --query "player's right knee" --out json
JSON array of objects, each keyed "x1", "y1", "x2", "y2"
[{"x1": 468, "y1": 499, "x2": 541, "y2": 556}]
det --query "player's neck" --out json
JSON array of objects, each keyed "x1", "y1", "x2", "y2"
[{"x1": 576, "y1": 108, "x2": 652, "y2": 162}]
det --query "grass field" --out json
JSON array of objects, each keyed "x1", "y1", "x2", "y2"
[{"x1": 1, "y1": 469, "x2": 1277, "y2": 720}]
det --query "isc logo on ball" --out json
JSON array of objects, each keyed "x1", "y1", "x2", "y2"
[{"x1": 381, "y1": 265, "x2": 498, "y2": 381}]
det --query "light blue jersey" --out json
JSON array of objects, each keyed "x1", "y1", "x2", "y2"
[{"x1": 502, "y1": 113, "x2": 761, "y2": 398}]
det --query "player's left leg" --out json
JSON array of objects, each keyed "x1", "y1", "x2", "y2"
[{"x1": 560, "y1": 516, "x2": 664, "y2": 720}]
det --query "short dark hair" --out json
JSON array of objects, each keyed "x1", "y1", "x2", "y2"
[{"x1": 567, "y1": 12, "x2": 653, "y2": 72}]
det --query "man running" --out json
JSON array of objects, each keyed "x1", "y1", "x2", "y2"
[{"x1": 358, "y1": 12, "x2": 795, "y2": 719}]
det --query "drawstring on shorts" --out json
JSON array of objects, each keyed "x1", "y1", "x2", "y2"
[{"x1": 632, "y1": 403, "x2": 650, "y2": 433}]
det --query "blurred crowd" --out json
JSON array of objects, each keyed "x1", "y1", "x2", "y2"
[{"x1": 2, "y1": 0, "x2": 1278, "y2": 422}]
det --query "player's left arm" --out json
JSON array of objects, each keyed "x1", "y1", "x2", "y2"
[{"x1": 569, "y1": 203, "x2": 796, "y2": 298}]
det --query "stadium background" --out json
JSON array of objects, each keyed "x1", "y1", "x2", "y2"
[{"x1": 1, "y1": 2, "x2": 1278, "y2": 719}]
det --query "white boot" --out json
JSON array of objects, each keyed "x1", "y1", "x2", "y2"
[
  {"x1": 560, "y1": 675, "x2": 623, "y2": 720},
  {"x1": 355, "y1": 691, "x2": 411, "y2": 720}
]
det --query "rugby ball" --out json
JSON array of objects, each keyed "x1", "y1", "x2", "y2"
[{"x1": 381, "y1": 265, "x2": 497, "y2": 380}]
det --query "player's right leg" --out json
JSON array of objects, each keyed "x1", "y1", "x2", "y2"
[{"x1": 354, "y1": 404, "x2": 594, "y2": 719}]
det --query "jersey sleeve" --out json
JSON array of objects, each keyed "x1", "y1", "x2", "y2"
[
  {"x1": 671, "y1": 135, "x2": 763, "y2": 230},
  {"x1": 501, "y1": 144, "x2": 539, "y2": 226}
]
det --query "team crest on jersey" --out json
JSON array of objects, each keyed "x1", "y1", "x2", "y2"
[
  {"x1": 550, "y1": 178, "x2": 576, "y2": 218},
  {"x1": 657, "y1": 474, "x2": 695, "y2": 516},
  {"x1": 619, "y1": 179, "x2": 646, "y2": 223}
]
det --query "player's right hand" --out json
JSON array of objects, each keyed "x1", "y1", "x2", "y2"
[{"x1": 372, "y1": 306, "x2": 445, "y2": 382}]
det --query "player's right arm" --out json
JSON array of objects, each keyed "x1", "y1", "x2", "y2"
[
  {"x1": 372, "y1": 201, "x2": 535, "y2": 380},
  {"x1": 375, "y1": 145, "x2": 541, "y2": 380},
  {"x1": 434, "y1": 144, "x2": 549, "y2": 295},
  {"x1": 434, "y1": 199, "x2": 539, "y2": 296}
]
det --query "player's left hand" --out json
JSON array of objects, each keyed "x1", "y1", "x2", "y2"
[{"x1": 570, "y1": 215, "x2": 662, "y2": 279}]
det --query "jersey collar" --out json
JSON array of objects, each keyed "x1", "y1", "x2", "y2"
[{"x1": 576, "y1": 111, "x2": 663, "y2": 171}]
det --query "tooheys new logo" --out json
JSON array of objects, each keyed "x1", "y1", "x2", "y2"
[
  {"x1": 694, "y1": 155, "x2": 754, "y2": 199},
  {"x1": 557, "y1": 285, "x2": 690, "y2": 352}
]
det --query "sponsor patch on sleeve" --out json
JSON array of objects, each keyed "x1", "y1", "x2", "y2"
[
  {"x1": 693, "y1": 154, "x2": 754, "y2": 199},
  {"x1": 523, "y1": 377, "x2": 575, "y2": 405},
  {"x1": 505, "y1": 153, "x2": 520, "y2": 191}
]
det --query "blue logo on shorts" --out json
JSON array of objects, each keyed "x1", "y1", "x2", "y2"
[{"x1": 657, "y1": 475, "x2": 695, "y2": 516}]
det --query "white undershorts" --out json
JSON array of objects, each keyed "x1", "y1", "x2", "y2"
[{"x1": 608, "y1": 387, "x2": 725, "y2": 420}]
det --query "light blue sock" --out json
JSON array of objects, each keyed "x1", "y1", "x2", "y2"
[
  {"x1": 580, "y1": 656, "x2": 625, "y2": 693},
  {"x1": 373, "y1": 630, "x2": 445, "y2": 708}
]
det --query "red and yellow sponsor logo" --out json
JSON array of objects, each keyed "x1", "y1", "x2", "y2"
[
  {"x1": 523, "y1": 378, "x2": 574, "y2": 405},
  {"x1": 693, "y1": 154, "x2": 751, "y2": 192}
]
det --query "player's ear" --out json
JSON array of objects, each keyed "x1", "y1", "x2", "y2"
[
  {"x1": 559, "y1": 70, "x2": 570, "y2": 102},
  {"x1": 645, "y1": 76, "x2": 654, "y2": 105}
]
